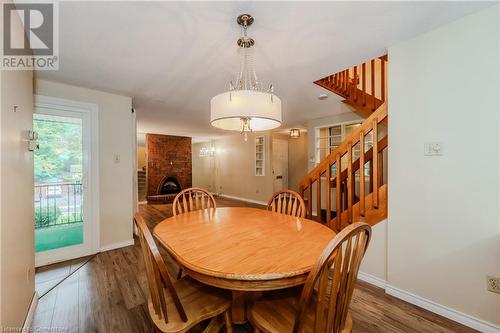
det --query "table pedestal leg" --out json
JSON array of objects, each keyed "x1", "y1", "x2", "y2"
[{"x1": 231, "y1": 291, "x2": 262, "y2": 324}]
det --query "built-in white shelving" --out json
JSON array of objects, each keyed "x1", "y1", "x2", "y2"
[{"x1": 255, "y1": 136, "x2": 265, "y2": 176}]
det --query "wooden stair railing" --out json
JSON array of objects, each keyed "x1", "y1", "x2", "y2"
[
  {"x1": 299, "y1": 103, "x2": 388, "y2": 232},
  {"x1": 314, "y1": 55, "x2": 387, "y2": 120}
]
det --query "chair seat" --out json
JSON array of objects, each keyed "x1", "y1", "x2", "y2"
[
  {"x1": 148, "y1": 276, "x2": 231, "y2": 333},
  {"x1": 248, "y1": 292, "x2": 352, "y2": 333}
]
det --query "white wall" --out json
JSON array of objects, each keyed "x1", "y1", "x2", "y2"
[
  {"x1": 288, "y1": 132, "x2": 309, "y2": 193},
  {"x1": 192, "y1": 132, "x2": 274, "y2": 204},
  {"x1": 214, "y1": 132, "x2": 273, "y2": 204},
  {"x1": 192, "y1": 141, "x2": 216, "y2": 192},
  {"x1": 35, "y1": 80, "x2": 135, "y2": 249},
  {"x1": 0, "y1": 69, "x2": 35, "y2": 328},
  {"x1": 388, "y1": 5, "x2": 500, "y2": 328},
  {"x1": 360, "y1": 220, "x2": 387, "y2": 283},
  {"x1": 0, "y1": 7, "x2": 35, "y2": 327},
  {"x1": 193, "y1": 132, "x2": 310, "y2": 202}
]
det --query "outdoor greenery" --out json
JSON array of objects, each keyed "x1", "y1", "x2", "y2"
[
  {"x1": 59, "y1": 212, "x2": 84, "y2": 224},
  {"x1": 34, "y1": 117, "x2": 82, "y2": 183},
  {"x1": 35, "y1": 207, "x2": 61, "y2": 228},
  {"x1": 33, "y1": 116, "x2": 85, "y2": 252},
  {"x1": 34, "y1": 206, "x2": 83, "y2": 228}
]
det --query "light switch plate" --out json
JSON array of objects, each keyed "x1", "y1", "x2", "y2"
[
  {"x1": 113, "y1": 154, "x2": 120, "y2": 163},
  {"x1": 424, "y1": 142, "x2": 443, "y2": 156}
]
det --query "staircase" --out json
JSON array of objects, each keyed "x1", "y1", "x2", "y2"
[
  {"x1": 300, "y1": 56, "x2": 388, "y2": 231},
  {"x1": 138, "y1": 170, "x2": 146, "y2": 202}
]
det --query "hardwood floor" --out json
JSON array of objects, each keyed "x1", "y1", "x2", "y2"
[{"x1": 33, "y1": 198, "x2": 476, "y2": 333}]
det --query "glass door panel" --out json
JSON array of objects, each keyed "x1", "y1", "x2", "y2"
[{"x1": 34, "y1": 113, "x2": 84, "y2": 253}]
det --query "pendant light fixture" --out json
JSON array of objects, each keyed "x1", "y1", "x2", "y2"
[{"x1": 210, "y1": 14, "x2": 282, "y2": 139}]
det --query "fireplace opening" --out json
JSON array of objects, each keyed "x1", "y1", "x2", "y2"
[{"x1": 158, "y1": 176, "x2": 181, "y2": 195}]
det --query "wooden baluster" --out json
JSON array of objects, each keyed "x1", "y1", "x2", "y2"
[
  {"x1": 353, "y1": 66, "x2": 358, "y2": 102},
  {"x1": 379, "y1": 149, "x2": 384, "y2": 186},
  {"x1": 326, "y1": 162, "x2": 331, "y2": 226},
  {"x1": 340, "y1": 71, "x2": 343, "y2": 93},
  {"x1": 335, "y1": 155, "x2": 341, "y2": 231},
  {"x1": 371, "y1": 59, "x2": 376, "y2": 111},
  {"x1": 316, "y1": 174, "x2": 322, "y2": 222},
  {"x1": 347, "y1": 142, "x2": 353, "y2": 224},
  {"x1": 381, "y1": 58, "x2": 386, "y2": 102},
  {"x1": 362, "y1": 63, "x2": 366, "y2": 106},
  {"x1": 340, "y1": 71, "x2": 344, "y2": 93},
  {"x1": 359, "y1": 131, "x2": 365, "y2": 217},
  {"x1": 344, "y1": 70, "x2": 349, "y2": 95},
  {"x1": 372, "y1": 120, "x2": 379, "y2": 208},
  {"x1": 346, "y1": 69, "x2": 350, "y2": 97},
  {"x1": 369, "y1": 159, "x2": 373, "y2": 194},
  {"x1": 307, "y1": 181, "x2": 313, "y2": 219},
  {"x1": 339, "y1": 72, "x2": 344, "y2": 94}
]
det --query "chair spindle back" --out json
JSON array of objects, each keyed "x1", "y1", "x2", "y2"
[{"x1": 293, "y1": 222, "x2": 372, "y2": 333}]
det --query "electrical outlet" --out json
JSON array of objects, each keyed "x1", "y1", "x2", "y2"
[{"x1": 486, "y1": 276, "x2": 500, "y2": 294}]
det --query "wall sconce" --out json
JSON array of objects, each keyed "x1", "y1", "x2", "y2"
[
  {"x1": 289, "y1": 129, "x2": 301, "y2": 139},
  {"x1": 28, "y1": 130, "x2": 39, "y2": 151}
]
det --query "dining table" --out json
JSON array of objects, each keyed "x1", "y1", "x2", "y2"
[{"x1": 153, "y1": 206, "x2": 336, "y2": 324}]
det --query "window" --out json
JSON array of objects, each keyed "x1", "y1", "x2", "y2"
[{"x1": 315, "y1": 122, "x2": 373, "y2": 176}]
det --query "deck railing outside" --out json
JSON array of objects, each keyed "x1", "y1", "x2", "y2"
[{"x1": 34, "y1": 182, "x2": 83, "y2": 229}]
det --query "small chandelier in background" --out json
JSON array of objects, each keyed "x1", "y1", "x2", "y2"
[
  {"x1": 210, "y1": 14, "x2": 282, "y2": 141},
  {"x1": 199, "y1": 147, "x2": 215, "y2": 157},
  {"x1": 289, "y1": 129, "x2": 301, "y2": 139}
]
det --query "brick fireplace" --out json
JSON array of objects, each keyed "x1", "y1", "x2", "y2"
[{"x1": 146, "y1": 134, "x2": 192, "y2": 203}]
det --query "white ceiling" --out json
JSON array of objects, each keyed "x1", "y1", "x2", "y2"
[{"x1": 38, "y1": 1, "x2": 493, "y2": 142}]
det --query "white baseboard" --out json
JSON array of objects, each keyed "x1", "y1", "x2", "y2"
[
  {"x1": 138, "y1": 200, "x2": 147, "y2": 205},
  {"x1": 385, "y1": 285, "x2": 500, "y2": 333},
  {"x1": 357, "y1": 271, "x2": 387, "y2": 289},
  {"x1": 356, "y1": 273, "x2": 499, "y2": 333},
  {"x1": 22, "y1": 292, "x2": 38, "y2": 331},
  {"x1": 100, "y1": 239, "x2": 135, "y2": 252},
  {"x1": 219, "y1": 194, "x2": 267, "y2": 206}
]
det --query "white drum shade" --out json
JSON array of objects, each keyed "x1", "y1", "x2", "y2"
[{"x1": 210, "y1": 90, "x2": 282, "y2": 131}]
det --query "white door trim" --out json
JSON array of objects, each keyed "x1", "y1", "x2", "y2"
[{"x1": 34, "y1": 95, "x2": 100, "y2": 267}]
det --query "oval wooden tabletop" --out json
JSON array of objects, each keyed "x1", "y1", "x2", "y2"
[{"x1": 153, "y1": 207, "x2": 336, "y2": 289}]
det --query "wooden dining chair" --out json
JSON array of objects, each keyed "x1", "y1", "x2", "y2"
[
  {"x1": 172, "y1": 187, "x2": 216, "y2": 279},
  {"x1": 173, "y1": 187, "x2": 216, "y2": 216},
  {"x1": 134, "y1": 213, "x2": 233, "y2": 333},
  {"x1": 266, "y1": 189, "x2": 306, "y2": 218},
  {"x1": 248, "y1": 222, "x2": 372, "y2": 333}
]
